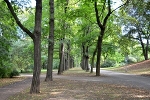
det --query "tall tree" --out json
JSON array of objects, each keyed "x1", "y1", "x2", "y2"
[
  {"x1": 45, "y1": 0, "x2": 54, "y2": 81},
  {"x1": 122, "y1": 0, "x2": 150, "y2": 60},
  {"x1": 57, "y1": 0, "x2": 69, "y2": 75},
  {"x1": 0, "y1": 1, "x2": 17, "y2": 76},
  {"x1": 4, "y1": 0, "x2": 42, "y2": 93},
  {"x1": 94, "y1": 0, "x2": 128, "y2": 76}
]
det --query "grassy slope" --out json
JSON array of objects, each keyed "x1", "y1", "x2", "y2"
[{"x1": 104, "y1": 60, "x2": 150, "y2": 76}]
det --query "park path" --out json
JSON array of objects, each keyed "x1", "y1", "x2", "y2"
[
  {"x1": 0, "y1": 70, "x2": 150, "y2": 100},
  {"x1": 54, "y1": 69, "x2": 150, "y2": 92},
  {"x1": 0, "y1": 77, "x2": 32, "y2": 100},
  {"x1": 0, "y1": 76, "x2": 45, "y2": 100}
]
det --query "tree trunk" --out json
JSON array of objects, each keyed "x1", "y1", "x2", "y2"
[
  {"x1": 91, "y1": 46, "x2": 97, "y2": 73},
  {"x1": 145, "y1": 39, "x2": 149, "y2": 60},
  {"x1": 96, "y1": 32, "x2": 104, "y2": 76},
  {"x1": 58, "y1": 40, "x2": 64, "y2": 75},
  {"x1": 30, "y1": 36, "x2": 41, "y2": 93},
  {"x1": 30, "y1": 0, "x2": 42, "y2": 93},
  {"x1": 81, "y1": 45, "x2": 86, "y2": 70},
  {"x1": 67, "y1": 41, "x2": 71, "y2": 69},
  {"x1": 45, "y1": 0, "x2": 54, "y2": 81},
  {"x1": 85, "y1": 46, "x2": 89, "y2": 72},
  {"x1": 4, "y1": 0, "x2": 42, "y2": 94},
  {"x1": 66, "y1": 46, "x2": 70, "y2": 70}
]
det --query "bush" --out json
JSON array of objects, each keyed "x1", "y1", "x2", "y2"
[
  {"x1": 0, "y1": 66, "x2": 12, "y2": 78},
  {"x1": 125, "y1": 56, "x2": 137, "y2": 64},
  {"x1": 10, "y1": 69, "x2": 20, "y2": 78},
  {"x1": 101, "y1": 60, "x2": 116, "y2": 68}
]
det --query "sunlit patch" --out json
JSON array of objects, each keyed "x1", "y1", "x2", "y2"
[
  {"x1": 132, "y1": 94, "x2": 150, "y2": 98},
  {"x1": 50, "y1": 92, "x2": 62, "y2": 95}
]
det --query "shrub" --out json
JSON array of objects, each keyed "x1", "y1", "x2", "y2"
[
  {"x1": 9, "y1": 69, "x2": 20, "y2": 78},
  {"x1": 0, "y1": 66, "x2": 12, "y2": 78},
  {"x1": 125, "y1": 56, "x2": 137, "y2": 64},
  {"x1": 101, "y1": 60, "x2": 116, "y2": 68}
]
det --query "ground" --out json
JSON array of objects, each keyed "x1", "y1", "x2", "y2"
[
  {"x1": 109, "y1": 60, "x2": 150, "y2": 76},
  {"x1": 0, "y1": 60, "x2": 150, "y2": 100}
]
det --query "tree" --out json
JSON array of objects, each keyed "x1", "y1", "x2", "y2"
[
  {"x1": 45, "y1": 0, "x2": 54, "y2": 81},
  {"x1": 4, "y1": 0, "x2": 42, "y2": 93},
  {"x1": 56, "y1": 0, "x2": 70, "y2": 75},
  {"x1": 122, "y1": 0, "x2": 150, "y2": 60},
  {"x1": 11, "y1": 39, "x2": 34, "y2": 73},
  {"x1": 94, "y1": 0, "x2": 128, "y2": 76},
  {"x1": 0, "y1": 1, "x2": 17, "y2": 78}
]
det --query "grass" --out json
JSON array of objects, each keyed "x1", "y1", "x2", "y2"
[
  {"x1": 9, "y1": 67, "x2": 150, "y2": 100},
  {"x1": 104, "y1": 60, "x2": 150, "y2": 76}
]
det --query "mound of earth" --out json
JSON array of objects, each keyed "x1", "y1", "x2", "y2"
[{"x1": 120, "y1": 60, "x2": 150, "y2": 76}]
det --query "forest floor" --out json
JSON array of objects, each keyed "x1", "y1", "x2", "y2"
[{"x1": 0, "y1": 60, "x2": 150, "y2": 100}]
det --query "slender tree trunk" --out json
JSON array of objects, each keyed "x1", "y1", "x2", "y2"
[
  {"x1": 67, "y1": 41, "x2": 71, "y2": 69},
  {"x1": 58, "y1": 0, "x2": 69, "y2": 74},
  {"x1": 58, "y1": 40, "x2": 64, "y2": 75},
  {"x1": 91, "y1": 46, "x2": 97, "y2": 73},
  {"x1": 85, "y1": 46, "x2": 89, "y2": 72},
  {"x1": 45, "y1": 0, "x2": 54, "y2": 81},
  {"x1": 96, "y1": 35, "x2": 103, "y2": 76},
  {"x1": 145, "y1": 39, "x2": 149, "y2": 60},
  {"x1": 81, "y1": 45, "x2": 85, "y2": 70}
]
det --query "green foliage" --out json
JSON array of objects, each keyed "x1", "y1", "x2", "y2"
[
  {"x1": 10, "y1": 38, "x2": 34, "y2": 72},
  {"x1": 0, "y1": 66, "x2": 11, "y2": 78},
  {"x1": 125, "y1": 56, "x2": 137, "y2": 64},
  {"x1": 53, "y1": 59, "x2": 59, "y2": 69},
  {"x1": 10, "y1": 69, "x2": 20, "y2": 78},
  {"x1": 101, "y1": 59, "x2": 116, "y2": 68}
]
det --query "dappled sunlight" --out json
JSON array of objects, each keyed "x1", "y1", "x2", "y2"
[
  {"x1": 132, "y1": 94, "x2": 150, "y2": 98},
  {"x1": 50, "y1": 91, "x2": 62, "y2": 95}
]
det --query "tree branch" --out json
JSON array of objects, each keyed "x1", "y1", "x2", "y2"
[
  {"x1": 94, "y1": 1, "x2": 104, "y2": 29},
  {"x1": 4, "y1": 0, "x2": 35, "y2": 39},
  {"x1": 111, "y1": 0, "x2": 129, "y2": 14},
  {"x1": 103, "y1": 0, "x2": 129, "y2": 27}
]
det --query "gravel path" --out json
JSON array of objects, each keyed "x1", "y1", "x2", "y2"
[
  {"x1": 0, "y1": 70, "x2": 150, "y2": 100},
  {"x1": 0, "y1": 78, "x2": 32, "y2": 100},
  {"x1": 0, "y1": 76, "x2": 45, "y2": 100},
  {"x1": 54, "y1": 69, "x2": 150, "y2": 92}
]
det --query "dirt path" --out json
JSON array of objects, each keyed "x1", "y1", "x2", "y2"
[
  {"x1": 0, "y1": 77, "x2": 32, "y2": 100},
  {"x1": 0, "y1": 76, "x2": 45, "y2": 100},
  {"x1": 0, "y1": 70, "x2": 150, "y2": 100},
  {"x1": 54, "y1": 69, "x2": 150, "y2": 92}
]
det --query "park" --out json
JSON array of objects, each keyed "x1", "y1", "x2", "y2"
[{"x1": 0, "y1": 0, "x2": 150, "y2": 99}]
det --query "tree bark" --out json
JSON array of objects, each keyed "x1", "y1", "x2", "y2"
[
  {"x1": 58, "y1": 40, "x2": 64, "y2": 75},
  {"x1": 91, "y1": 46, "x2": 97, "y2": 73},
  {"x1": 96, "y1": 35, "x2": 103, "y2": 76},
  {"x1": 30, "y1": 0, "x2": 42, "y2": 93},
  {"x1": 85, "y1": 46, "x2": 89, "y2": 72},
  {"x1": 145, "y1": 39, "x2": 149, "y2": 60},
  {"x1": 30, "y1": 36, "x2": 41, "y2": 93},
  {"x1": 4, "y1": 0, "x2": 42, "y2": 93},
  {"x1": 45, "y1": 0, "x2": 54, "y2": 81}
]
